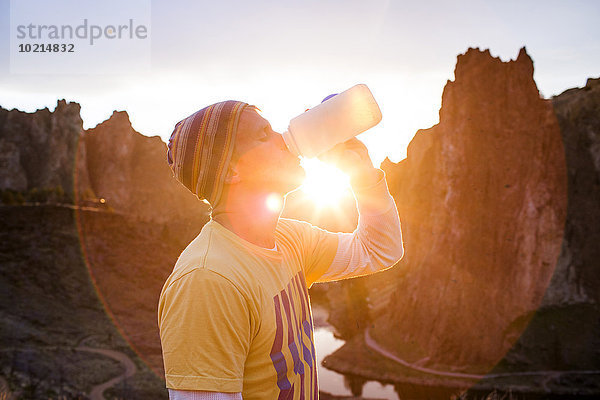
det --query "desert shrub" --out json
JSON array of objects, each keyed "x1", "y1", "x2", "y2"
[
  {"x1": 23, "y1": 186, "x2": 72, "y2": 204},
  {"x1": 0, "y1": 189, "x2": 25, "y2": 205},
  {"x1": 1, "y1": 190, "x2": 16, "y2": 204}
]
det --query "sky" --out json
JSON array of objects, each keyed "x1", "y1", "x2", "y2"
[{"x1": 0, "y1": 0, "x2": 599, "y2": 164}]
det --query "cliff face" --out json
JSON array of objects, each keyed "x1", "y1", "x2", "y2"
[
  {"x1": 544, "y1": 77, "x2": 600, "y2": 307},
  {"x1": 0, "y1": 100, "x2": 92, "y2": 197},
  {"x1": 0, "y1": 103, "x2": 211, "y2": 396},
  {"x1": 374, "y1": 48, "x2": 568, "y2": 371},
  {"x1": 83, "y1": 111, "x2": 208, "y2": 223},
  {"x1": 0, "y1": 101, "x2": 209, "y2": 223},
  {"x1": 498, "y1": 78, "x2": 600, "y2": 372},
  {"x1": 0, "y1": 204, "x2": 186, "y2": 399}
]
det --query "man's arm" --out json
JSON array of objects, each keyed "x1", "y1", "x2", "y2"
[
  {"x1": 316, "y1": 138, "x2": 404, "y2": 282},
  {"x1": 317, "y1": 168, "x2": 403, "y2": 282},
  {"x1": 159, "y1": 269, "x2": 250, "y2": 393}
]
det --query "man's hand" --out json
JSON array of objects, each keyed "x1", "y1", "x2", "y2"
[{"x1": 317, "y1": 138, "x2": 381, "y2": 188}]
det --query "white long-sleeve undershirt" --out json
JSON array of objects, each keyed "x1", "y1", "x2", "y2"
[{"x1": 169, "y1": 390, "x2": 241, "y2": 400}]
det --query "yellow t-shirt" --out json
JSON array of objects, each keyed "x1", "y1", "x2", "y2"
[{"x1": 158, "y1": 218, "x2": 338, "y2": 400}]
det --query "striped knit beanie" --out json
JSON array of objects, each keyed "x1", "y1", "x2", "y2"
[{"x1": 167, "y1": 100, "x2": 249, "y2": 205}]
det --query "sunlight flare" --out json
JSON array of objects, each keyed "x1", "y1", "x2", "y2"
[
  {"x1": 266, "y1": 193, "x2": 283, "y2": 212},
  {"x1": 300, "y1": 158, "x2": 351, "y2": 207}
]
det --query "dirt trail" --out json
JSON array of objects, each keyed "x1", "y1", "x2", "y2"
[
  {"x1": 364, "y1": 328, "x2": 483, "y2": 380},
  {"x1": 364, "y1": 327, "x2": 600, "y2": 381},
  {"x1": 76, "y1": 346, "x2": 137, "y2": 400},
  {"x1": 0, "y1": 341, "x2": 137, "y2": 400}
]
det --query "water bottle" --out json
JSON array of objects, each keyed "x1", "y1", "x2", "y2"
[{"x1": 282, "y1": 84, "x2": 382, "y2": 158}]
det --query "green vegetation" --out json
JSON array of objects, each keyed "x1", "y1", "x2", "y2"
[
  {"x1": 0, "y1": 186, "x2": 117, "y2": 212},
  {"x1": 0, "y1": 189, "x2": 25, "y2": 205},
  {"x1": 0, "y1": 186, "x2": 72, "y2": 205}
]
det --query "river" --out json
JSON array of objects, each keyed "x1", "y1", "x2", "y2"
[{"x1": 313, "y1": 305, "x2": 399, "y2": 399}]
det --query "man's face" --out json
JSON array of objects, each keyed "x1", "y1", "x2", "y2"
[{"x1": 230, "y1": 108, "x2": 305, "y2": 194}]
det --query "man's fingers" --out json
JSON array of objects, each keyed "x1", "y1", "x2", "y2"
[
  {"x1": 317, "y1": 138, "x2": 374, "y2": 179},
  {"x1": 317, "y1": 142, "x2": 346, "y2": 163}
]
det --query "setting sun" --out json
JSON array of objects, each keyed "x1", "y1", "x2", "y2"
[{"x1": 300, "y1": 158, "x2": 352, "y2": 207}]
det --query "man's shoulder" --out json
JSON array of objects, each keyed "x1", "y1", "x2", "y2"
[
  {"x1": 166, "y1": 223, "x2": 229, "y2": 277},
  {"x1": 278, "y1": 217, "x2": 311, "y2": 228},
  {"x1": 163, "y1": 262, "x2": 250, "y2": 305},
  {"x1": 276, "y1": 217, "x2": 316, "y2": 239},
  {"x1": 171, "y1": 250, "x2": 244, "y2": 287},
  {"x1": 277, "y1": 217, "x2": 335, "y2": 247}
]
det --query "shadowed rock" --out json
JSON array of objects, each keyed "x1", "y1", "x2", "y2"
[
  {"x1": 372, "y1": 47, "x2": 567, "y2": 370},
  {"x1": 84, "y1": 110, "x2": 209, "y2": 222},
  {"x1": 0, "y1": 100, "x2": 92, "y2": 198}
]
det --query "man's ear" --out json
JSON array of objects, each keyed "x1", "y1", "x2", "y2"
[{"x1": 224, "y1": 164, "x2": 241, "y2": 185}]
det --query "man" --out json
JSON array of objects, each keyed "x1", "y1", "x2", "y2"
[{"x1": 158, "y1": 100, "x2": 403, "y2": 400}]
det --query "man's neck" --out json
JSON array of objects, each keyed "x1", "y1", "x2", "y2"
[{"x1": 212, "y1": 190, "x2": 283, "y2": 249}]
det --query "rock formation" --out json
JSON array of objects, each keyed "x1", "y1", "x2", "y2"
[
  {"x1": 323, "y1": 58, "x2": 599, "y2": 396},
  {"x1": 495, "y1": 77, "x2": 600, "y2": 374},
  {"x1": 544, "y1": 77, "x2": 600, "y2": 307},
  {"x1": 0, "y1": 101, "x2": 209, "y2": 223},
  {"x1": 0, "y1": 204, "x2": 178, "y2": 399},
  {"x1": 368, "y1": 47, "x2": 568, "y2": 371},
  {"x1": 0, "y1": 103, "x2": 212, "y2": 397},
  {"x1": 83, "y1": 110, "x2": 208, "y2": 223},
  {"x1": 0, "y1": 100, "x2": 92, "y2": 197}
]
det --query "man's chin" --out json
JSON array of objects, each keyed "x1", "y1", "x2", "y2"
[
  {"x1": 279, "y1": 168, "x2": 306, "y2": 195},
  {"x1": 291, "y1": 168, "x2": 306, "y2": 187}
]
